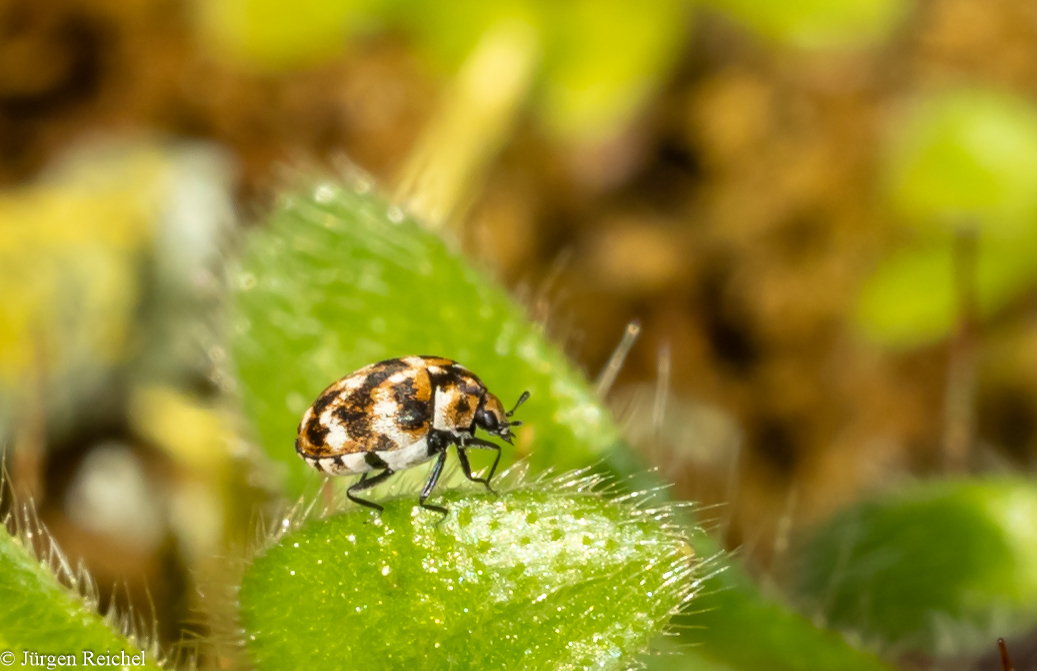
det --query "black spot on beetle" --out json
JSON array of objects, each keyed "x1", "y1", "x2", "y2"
[
  {"x1": 392, "y1": 379, "x2": 430, "y2": 431},
  {"x1": 310, "y1": 388, "x2": 339, "y2": 417},
  {"x1": 305, "y1": 420, "x2": 330, "y2": 449},
  {"x1": 333, "y1": 404, "x2": 371, "y2": 441},
  {"x1": 374, "y1": 435, "x2": 396, "y2": 452},
  {"x1": 425, "y1": 366, "x2": 454, "y2": 392},
  {"x1": 345, "y1": 416, "x2": 372, "y2": 442},
  {"x1": 365, "y1": 451, "x2": 389, "y2": 468}
]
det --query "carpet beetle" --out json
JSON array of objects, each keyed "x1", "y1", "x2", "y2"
[{"x1": 295, "y1": 355, "x2": 529, "y2": 515}]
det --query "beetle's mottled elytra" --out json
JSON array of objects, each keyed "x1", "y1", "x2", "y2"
[{"x1": 295, "y1": 355, "x2": 529, "y2": 515}]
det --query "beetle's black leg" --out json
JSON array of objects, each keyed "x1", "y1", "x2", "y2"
[
  {"x1": 457, "y1": 439, "x2": 498, "y2": 495},
  {"x1": 460, "y1": 436, "x2": 502, "y2": 486},
  {"x1": 426, "y1": 428, "x2": 450, "y2": 457},
  {"x1": 419, "y1": 449, "x2": 449, "y2": 518},
  {"x1": 347, "y1": 468, "x2": 395, "y2": 513}
]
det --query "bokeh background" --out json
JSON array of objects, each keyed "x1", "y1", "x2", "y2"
[{"x1": 3, "y1": 0, "x2": 1037, "y2": 668}]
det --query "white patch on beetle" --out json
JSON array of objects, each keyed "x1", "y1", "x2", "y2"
[
  {"x1": 378, "y1": 437, "x2": 432, "y2": 472},
  {"x1": 324, "y1": 423, "x2": 349, "y2": 451},
  {"x1": 342, "y1": 375, "x2": 366, "y2": 392},
  {"x1": 387, "y1": 370, "x2": 412, "y2": 385},
  {"x1": 370, "y1": 394, "x2": 402, "y2": 443},
  {"x1": 433, "y1": 386, "x2": 460, "y2": 431},
  {"x1": 312, "y1": 453, "x2": 368, "y2": 475}
]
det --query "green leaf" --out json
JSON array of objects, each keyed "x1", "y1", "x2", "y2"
[
  {"x1": 389, "y1": 0, "x2": 536, "y2": 71},
  {"x1": 794, "y1": 478, "x2": 1037, "y2": 656},
  {"x1": 648, "y1": 527, "x2": 895, "y2": 671},
  {"x1": 886, "y1": 89, "x2": 1037, "y2": 237},
  {"x1": 0, "y1": 515, "x2": 160, "y2": 666},
  {"x1": 197, "y1": 0, "x2": 689, "y2": 138},
  {"x1": 855, "y1": 235, "x2": 1037, "y2": 348},
  {"x1": 397, "y1": 0, "x2": 689, "y2": 141},
  {"x1": 233, "y1": 176, "x2": 901, "y2": 671},
  {"x1": 537, "y1": 0, "x2": 689, "y2": 141},
  {"x1": 231, "y1": 178, "x2": 622, "y2": 497},
  {"x1": 239, "y1": 482, "x2": 696, "y2": 671},
  {"x1": 197, "y1": 0, "x2": 383, "y2": 70},
  {"x1": 701, "y1": 0, "x2": 908, "y2": 49}
]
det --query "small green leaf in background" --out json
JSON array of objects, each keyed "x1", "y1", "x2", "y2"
[
  {"x1": 854, "y1": 235, "x2": 1037, "y2": 348},
  {"x1": 196, "y1": 0, "x2": 384, "y2": 70},
  {"x1": 536, "y1": 0, "x2": 688, "y2": 142},
  {"x1": 231, "y1": 177, "x2": 622, "y2": 497},
  {"x1": 650, "y1": 529, "x2": 896, "y2": 671},
  {"x1": 239, "y1": 481, "x2": 697, "y2": 671},
  {"x1": 389, "y1": 0, "x2": 536, "y2": 71},
  {"x1": 0, "y1": 513, "x2": 161, "y2": 667},
  {"x1": 857, "y1": 88, "x2": 1037, "y2": 348},
  {"x1": 700, "y1": 0, "x2": 909, "y2": 49},
  {"x1": 197, "y1": 0, "x2": 689, "y2": 143},
  {"x1": 397, "y1": 0, "x2": 690, "y2": 142},
  {"x1": 886, "y1": 89, "x2": 1037, "y2": 238},
  {"x1": 794, "y1": 478, "x2": 1037, "y2": 657}
]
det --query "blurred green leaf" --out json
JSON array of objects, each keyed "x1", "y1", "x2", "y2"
[
  {"x1": 701, "y1": 0, "x2": 908, "y2": 49},
  {"x1": 537, "y1": 0, "x2": 688, "y2": 141},
  {"x1": 198, "y1": 0, "x2": 688, "y2": 140},
  {"x1": 389, "y1": 0, "x2": 536, "y2": 70},
  {"x1": 858, "y1": 89, "x2": 1037, "y2": 347},
  {"x1": 197, "y1": 0, "x2": 383, "y2": 70},
  {"x1": 651, "y1": 528, "x2": 895, "y2": 671},
  {"x1": 397, "y1": 0, "x2": 689, "y2": 141},
  {"x1": 794, "y1": 479, "x2": 1037, "y2": 656},
  {"x1": 231, "y1": 177, "x2": 622, "y2": 497},
  {"x1": 887, "y1": 89, "x2": 1037, "y2": 238},
  {"x1": 855, "y1": 235, "x2": 1037, "y2": 348},
  {"x1": 240, "y1": 486, "x2": 695, "y2": 671}
]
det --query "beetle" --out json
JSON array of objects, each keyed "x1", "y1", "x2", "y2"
[{"x1": 295, "y1": 355, "x2": 529, "y2": 515}]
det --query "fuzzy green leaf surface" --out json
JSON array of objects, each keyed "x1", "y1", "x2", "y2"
[
  {"x1": 239, "y1": 486, "x2": 694, "y2": 671},
  {"x1": 231, "y1": 178, "x2": 621, "y2": 497},
  {"x1": 0, "y1": 524, "x2": 159, "y2": 666},
  {"x1": 795, "y1": 478, "x2": 1037, "y2": 656},
  {"x1": 233, "y1": 177, "x2": 900, "y2": 671}
]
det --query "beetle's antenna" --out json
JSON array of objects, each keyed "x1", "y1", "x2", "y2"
[{"x1": 507, "y1": 390, "x2": 530, "y2": 417}]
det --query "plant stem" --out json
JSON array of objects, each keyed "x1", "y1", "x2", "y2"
[{"x1": 943, "y1": 227, "x2": 978, "y2": 473}]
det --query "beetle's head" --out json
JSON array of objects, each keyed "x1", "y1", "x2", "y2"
[{"x1": 475, "y1": 390, "x2": 530, "y2": 444}]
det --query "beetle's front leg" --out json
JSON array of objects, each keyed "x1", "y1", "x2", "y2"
[{"x1": 457, "y1": 434, "x2": 501, "y2": 494}]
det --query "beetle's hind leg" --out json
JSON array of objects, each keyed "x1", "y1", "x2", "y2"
[
  {"x1": 347, "y1": 468, "x2": 395, "y2": 513},
  {"x1": 458, "y1": 436, "x2": 502, "y2": 494},
  {"x1": 419, "y1": 450, "x2": 449, "y2": 519}
]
